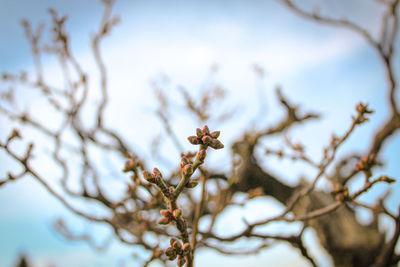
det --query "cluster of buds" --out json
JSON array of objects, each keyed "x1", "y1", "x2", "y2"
[
  {"x1": 187, "y1": 125, "x2": 224, "y2": 150},
  {"x1": 158, "y1": 209, "x2": 183, "y2": 225},
  {"x1": 165, "y1": 238, "x2": 191, "y2": 266},
  {"x1": 142, "y1": 168, "x2": 163, "y2": 184},
  {"x1": 354, "y1": 102, "x2": 374, "y2": 124},
  {"x1": 355, "y1": 154, "x2": 376, "y2": 172}
]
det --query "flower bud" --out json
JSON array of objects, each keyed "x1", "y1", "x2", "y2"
[
  {"x1": 379, "y1": 176, "x2": 395, "y2": 183},
  {"x1": 158, "y1": 217, "x2": 170, "y2": 225},
  {"x1": 196, "y1": 128, "x2": 204, "y2": 138},
  {"x1": 188, "y1": 136, "x2": 201, "y2": 145},
  {"x1": 182, "y1": 242, "x2": 191, "y2": 253},
  {"x1": 177, "y1": 255, "x2": 186, "y2": 267},
  {"x1": 210, "y1": 131, "x2": 220, "y2": 138},
  {"x1": 160, "y1": 209, "x2": 171, "y2": 217},
  {"x1": 186, "y1": 180, "x2": 198, "y2": 188},
  {"x1": 197, "y1": 149, "x2": 207, "y2": 162},
  {"x1": 202, "y1": 125, "x2": 210, "y2": 135},
  {"x1": 182, "y1": 164, "x2": 193, "y2": 176},
  {"x1": 165, "y1": 247, "x2": 175, "y2": 257},
  {"x1": 142, "y1": 170, "x2": 154, "y2": 182},
  {"x1": 173, "y1": 209, "x2": 182, "y2": 219},
  {"x1": 202, "y1": 135, "x2": 212, "y2": 145},
  {"x1": 153, "y1": 168, "x2": 162, "y2": 178},
  {"x1": 180, "y1": 156, "x2": 191, "y2": 169},
  {"x1": 209, "y1": 139, "x2": 224, "y2": 150},
  {"x1": 172, "y1": 240, "x2": 182, "y2": 250},
  {"x1": 170, "y1": 238, "x2": 178, "y2": 247}
]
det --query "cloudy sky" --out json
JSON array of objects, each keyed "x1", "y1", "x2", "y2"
[{"x1": 0, "y1": 0, "x2": 399, "y2": 266}]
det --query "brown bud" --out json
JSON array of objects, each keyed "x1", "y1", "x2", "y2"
[
  {"x1": 196, "y1": 128, "x2": 204, "y2": 138},
  {"x1": 173, "y1": 209, "x2": 182, "y2": 219},
  {"x1": 170, "y1": 238, "x2": 178, "y2": 247},
  {"x1": 153, "y1": 168, "x2": 162, "y2": 178},
  {"x1": 142, "y1": 170, "x2": 154, "y2": 182},
  {"x1": 172, "y1": 240, "x2": 182, "y2": 250},
  {"x1": 182, "y1": 164, "x2": 193, "y2": 176},
  {"x1": 202, "y1": 135, "x2": 212, "y2": 145},
  {"x1": 180, "y1": 156, "x2": 191, "y2": 169},
  {"x1": 158, "y1": 217, "x2": 171, "y2": 225},
  {"x1": 160, "y1": 209, "x2": 171, "y2": 217},
  {"x1": 379, "y1": 176, "x2": 395, "y2": 183},
  {"x1": 169, "y1": 186, "x2": 175, "y2": 193},
  {"x1": 165, "y1": 247, "x2": 175, "y2": 257},
  {"x1": 202, "y1": 125, "x2": 210, "y2": 135},
  {"x1": 188, "y1": 136, "x2": 201, "y2": 145},
  {"x1": 209, "y1": 139, "x2": 224, "y2": 150},
  {"x1": 210, "y1": 131, "x2": 220, "y2": 138},
  {"x1": 182, "y1": 242, "x2": 191, "y2": 253},
  {"x1": 197, "y1": 149, "x2": 207, "y2": 162},
  {"x1": 177, "y1": 255, "x2": 186, "y2": 267},
  {"x1": 186, "y1": 180, "x2": 198, "y2": 188}
]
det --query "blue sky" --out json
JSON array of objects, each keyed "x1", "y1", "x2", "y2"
[{"x1": 0, "y1": 0, "x2": 399, "y2": 266}]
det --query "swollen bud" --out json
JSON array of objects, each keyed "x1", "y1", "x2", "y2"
[
  {"x1": 142, "y1": 171, "x2": 153, "y2": 182},
  {"x1": 210, "y1": 131, "x2": 220, "y2": 138},
  {"x1": 202, "y1": 125, "x2": 210, "y2": 135},
  {"x1": 186, "y1": 180, "x2": 198, "y2": 188},
  {"x1": 182, "y1": 243, "x2": 191, "y2": 253},
  {"x1": 202, "y1": 135, "x2": 212, "y2": 145},
  {"x1": 177, "y1": 255, "x2": 186, "y2": 267},
  {"x1": 153, "y1": 168, "x2": 162, "y2": 178},
  {"x1": 165, "y1": 247, "x2": 175, "y2": 257},
  {"x1": 158, "y1": 217, "x2": 171, "y2": 225},
  {"x1": 188, "y1": 136, "x2": 201, "y2": 145},
  {"x1": 209, "y1": 139, "x2": 224, "y2": 150},
  {"x1": 182, "y1": 164, "x2": 193, "y2": 176},
  {"x1": 198, "y1": 149, "x2": 207, "y2": 162},
  {"x1": 196, "y1": 128, "x2": 204, "y2": 138},
  {"x1": 173, "y1": 209, "x2": 182, "y2": 219},
  {"x1": 160, "y1": 209, "x2": 171, "y2": 217}
]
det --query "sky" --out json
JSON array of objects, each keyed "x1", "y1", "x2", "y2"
[{"x1": 0, "y1": 0, "x2": 399, "y2": 266}]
